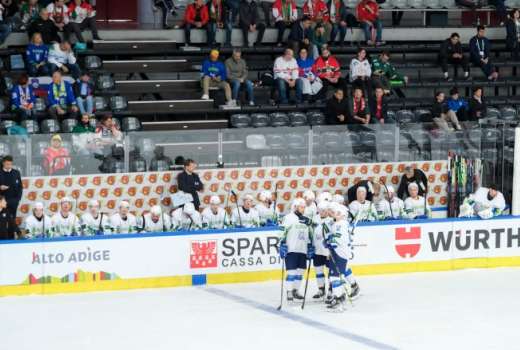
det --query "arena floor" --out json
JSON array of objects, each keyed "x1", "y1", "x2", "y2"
[{"x1": 1, "y1": 267, "x2": 519, "y2": 350}]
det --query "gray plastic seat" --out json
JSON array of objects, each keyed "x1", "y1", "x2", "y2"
[
  {"x1": 426, "y1": 0, "x2": 442, "y2": 7},
  {"x1": 85, "y1": 56, "x2": 102, "y2": 70},
  {"x1": 30, "y1": 164, "x2": 44, "y2": 176},
  {"x1": 34, "y1": 98, "x2": 46, "y2": 113},
  {"x1": 230, "y1": 114, "x2": 251, "y2": 128},
  {"x1": 286, "y1": 133, "x2": 306, "y2": 149},
  {"x1": 4, "y1": 77, "x2": 12, "y2": 91},
  {"x1": 359, "y1": 130, "x2": 376, "y2": 147},
  {"x1": 486, "y1": 107, "x2": 501, "y2": 119},
  {"x1": 97, "y1": 74, "x2": 115, "y2": 90},
  {"x1": 269, "y1": 112, "x2": 289, "y2": 127},
  {"x1": 499, "y1": 106, "x2": 517, "y2": 120},
  {"x1": 245, "y1": 134, "x2": 267, "y2": 149},
  {"x1": 387, "y1": 110, "x2": 396, "y2": 122},
  {"x1": 378, "y1": 130, "x2": 395, "y2": 146},
  {"x1": 377, "y1": 150, "x2": 395, "y2": 162},
  {"x1": 61, "y1": 119, "x2": 78, "y2": 133},
  {"x1": 122, "y1": 117, "x2": 141, "y2": 132},
  {"x1": 396, "y1": 110, "x2": 415, "y2": 124},
  {"x1": 415, "y1": 109, "x2": 432, "y2": 123},
  {"x1": 307, "y1": 111, "x2": 325, "y2": 125},
  {"x1": 110, "y1": 96, "x2": 128, "y2": 111},
  {"x1": 21, "y1": 120, "x2": 39, "y2": 134},
  {"x1": 138, "y1": 138, "x2": 155, "y2": 156},
  {"x1": 130, "y1": 159, "x2": 147, "y2": 172},
  {"x1": 250, "y1": 113, "x2": 269, "y2": 128},
  {"x1": 94, "y1": 96, "x2": 108, "y2": 111},
  {"x1": 288, "y1": 112, "x2": 307, "y2": 127},
  {"x1": 266, "y1": 134, "x2": 286, "y2": 149},
  {"x1": 154, "y1": 160, "x2": 171, "y2": 171},
  {"x1": 392, "y1": 0, "x2": 408, "y2": 7},
  {"x1": 40, "y1": 119, "x2": 61, "y2": 134},
  {"x1": 0, "y1": 142, "x2": 10, "y2": 156},
  {"x1": 321, "y1": 132, "x2": 341, "y2": 149},
  {"x1": 439, "y1": 0, "x2": 455, "y2": 7},
  {"x1": 0, "y1": 120, "x2": 16, "y2": 133},
  {"x1": 408, "y1": 0, "x2": 424, "y2": 7}
]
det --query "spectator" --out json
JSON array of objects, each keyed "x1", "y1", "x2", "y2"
[
  {"x1": 260, "y1": 0, "x2": 274, "y2": 27},
  {"x1": 26, "y1": 32, "x2": 50, "y2": 77},
  {"x1": 0, "y1": 156, "x2": 23, "y2": 219},
  {"x1": 368, "y1": 86, "x2": 391, "y2": 124},
  {"x1": 11, "y1": 74, "x2": 36, "y2": 121},
  {"x1": 67, "y1": 0, "x2": 101, "y2": 48},
  {"x1": 72, "y1": 114, "x2": 95, "y2": 134},
  {"x1": 149, "y1": 146, "x2": 173, "y2": 171},
  {"x1": 288, "y1": 16, "x2": 312, "y2": 54},
  {"x1": 47, "y1": 70, "x2": 79, "y2": 119},
  {"x1": 467, "y1": 86, "x2": 487, "y2": 122},
  {"x1": 73, "y1": 71, "x2": 95, "y2": 117},
  {"x1": 397, "y1": 166, "x2": 428, "y2": 200},
  {"x1": 153, "y1": 0, "x2": 176, "y2": 29},
  {"x1": 71, "y1": 114, "x2": 96, "y2": 156},
  {"x1": 313, "y1": 47, "x2": 345, "y2": 101},
  {"x1": 27, "y1": 9, "x2": 61, "y2": 45},
  {"x1": 94, "y1": 114, "x2": 123, "y2": 154},
  {"x1": 177, "y1": 159, "x2": 204, "y2": 210},
  {"x1": 46, "y1": 0, "x2": 72, "y2": 40},
  {"x1": 239, "y1": 0, "x2": 266, "y2": 47},
  {"x1": 439, "y1": 32, "x2": 470, "y2": 81},
  {"x1": 0, "y1": 4, "x2": 12, "y2": 45},
  {"x1": 356, "y1": 0, "x2": 383, "y2": 46},
  {"x1": 207, "y1": 0, "x2": 231, "y2": 47},
  {"x1": 371, "y1": 51, "x2": 407, "y2": 96},
  {"x1": 447, "y1": 87, "x2": 467, "y2": 125},
  {"x1": 347, "y1": 87, "x2": 370, "y2": 124},
  {"x1": 506, "y1": 9, "x2": 520, "y2": 60},
  {"x1": 47, "y1": 41, "x2": 81, "y2": 79},
  {"x1": 43, "y1": 134, "x2": 71, "y2": 176},
  {"x1": 469, "y1": 25, "x2": 498, "y2": 81},
  {"x1": 309, "y1": 23, "x2": 327, "y2": 58},
  {"x1": 328, "y1": 0, "x2": 348, "y2": 46},
  {"x1": 325, "y1": 87, "x2": 349, "y2": 124},
  {"x1": 225, "y1": 48, "x2": 255, "y2": 106},
  {"x1": 431, "y1": 91, "x2": 462, "y2": 131},
  {"x1": 201, "y1": 49, "x2": 234, "y2": 106},
  {"x1": 272, "y1": 0, "x2": 297, "y2": 47},
  {"x1": 349, "y1": 47, "x2": 371, "y2": 90},
  {"x1": 489, "y1": 0, "x2": 507, "y2": 26},
  {"x1": 303, "y1": 0, "x2": 331, "y2": 38},
  {"x1": 183, "y1": 0, "x2": 209, "y2": 45},
  {"x1": 297, "y1": 47, "x2": 322, "y2": 101},
  {"x1": 0, "y1": 195, "x2": 20, "y2": 240},
  {"x1": 273, "y1": 48, "x2": 303, "y2": 104},
  {"x1": 20, "y1": 0, "x2": 41, "y2": 30}
]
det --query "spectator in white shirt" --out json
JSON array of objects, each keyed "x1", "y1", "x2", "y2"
[
  {"x1": 273, "y1": 48, "x2": 303, "y2": 104},
  {"x1": 349, "y1": 47, "x2": 371, "y2": 91},
  {"x1": 47, "y1": 41, "x2": 80, "y2": 79}
]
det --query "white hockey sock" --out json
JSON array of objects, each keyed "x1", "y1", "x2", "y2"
[
  {"x1": 285, "y1": 270, "x2": 296, "y2": 291},
  {"x1": 315, "y1": 265, "x2": 325, "y2": 289},
  {"x1": 294, "y1": 268, "x2": 305, "y2": 291},
  {"x1": 330, "y1": 276, "x2": 344, "y2": 297},
  {"x1": 345, "y1": 267, "x2": 356, "y2": 285}
]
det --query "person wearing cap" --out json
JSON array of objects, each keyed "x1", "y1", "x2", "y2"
[
  {"x1": 183, "y1": 0, "x2": 209, "y2": 45},
  {"x1": 80, "y1": 199, "x2": 111, "y2": 235},
  {"x1": 141, "y1": 205, "x2": 172, "y2": 233},
  {"x1": 256, "y1": 190, "x2": 280, "y2": 226},
  {"x1": 43, "y1": 134, "x2": 71, "y2": 176},
  {"x1": 348, "y1": 186, "x2": 377, "y2": 221},
  {"x1": 279, "y1": 197, "x2": 313, "y2": 302},
  {"x1": 73, "y1": 71, "x2": 95, "y2": 118},
  {"x1": 201, "y1": 195, "x2": 229, "y2": 229},
  {"x1": 231, "y1": 194, "x2": 260, "y2": 228},
  {"x1": 110, "y1": 201, "x2": 138, "y2": 234},
  {"x1": 404, "y1": 182, "x2": 431, "y2": 219},
  {"x1": 50, "y1": 197, "x2": 80, "y2": 237},
  {"x1": 177, "y1": 159, "x2": 204, "y2": 211},
  {"x1": 311, "y1": 200, "x2": 332, "y2": 299},
  {"x1": 47, "y1": 70, "x2": 79, "y2": 120},
  {"x1": 302, "y1": 190, "x2": 316, "y2": 218},
  {"x1": 0, "y1": 195, "x2": 20, "y2": 240},
  {"x1": 225, "y1": 49, "x2": 255, "y2": 106},
  {"x1": 21, "y1": 202, "x2": 51, "y2": 239},
  {"x1": 0, "y1": 155, "x2": 23, "y2": 219},
  {"x1": 461, "y1": 184, "x2": 506, "y2": 219},
  {"x1": 375, "y1": 185, "x2": 404, "y2": 220},
  {"x1": 201, "y1": 49, "x2": 234, "y2": 106},
  {"x1": 397, "y1": 166, "x2": 428, "y2": 200},
  {"x1": 171, "y1": 202, "x2": 202, "y2": 231}
]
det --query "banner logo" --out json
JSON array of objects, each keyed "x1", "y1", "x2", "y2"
[
  {"x1": 395, "y1": 227, "x2": 421, "y2": 258},
  {"x1": 190, "y1": 240, "x2": 218, "y2": 268}
]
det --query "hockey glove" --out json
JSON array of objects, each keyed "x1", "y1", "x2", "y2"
[
  {"x1": 279, "y1": 242, "x2": 288, "y2": 259},
  {"x1": 307, "y1": 244, "x2": 315, "y2": 259},
  {"x1": 95, "y1": 230, "x2": 104, "y2": 236}
]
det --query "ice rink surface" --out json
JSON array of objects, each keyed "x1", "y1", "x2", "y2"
[{"x1": 1, "y1": 267, "x2": 519, "y2": 350}]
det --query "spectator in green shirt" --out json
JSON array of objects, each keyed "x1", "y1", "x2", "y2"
[
  {"x1": 310, "y1": 23, "x2": 328, "y2": 59},
  {"x1": 72, "y1": 114, "x2": 96, "y2": 156},
  {"x1": 72, "y1": 114, "x2": 95, "y2": 133},
  {"x1": 371, "y1": 51, "x2": 408, "y2": 97}
]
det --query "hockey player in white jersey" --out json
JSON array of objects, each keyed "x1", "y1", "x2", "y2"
[
  {"x1": 312, "y1": 201, "x2": 332, "y2": 299},
  {"x1": 348, "y1": 187, "x2": 377, "y2": 221},
  {"x1": 256, "y1": 190, "x2": 279, "y2": 226},
  {"x1": 325, "y1": 204, "x2": 360, "y2": 310},
  {"x1": 142, "y1": 205, "x2": 172, "y2": 232},
  {"x1": 110, "y1": 201, "x2": 138, "y2": 234},
  {"x1": 376, "y1": 185, "x2": 405, "y2": 220},
  {"x1": 460, "y1": 185, "x2": 506, "y2": 219},
  {"x1": 279, "y1": 198, "x2": 313, "y2": 301},
  {"x1": 22, "y1": 202, "x2": 51, "y2": 238},
  {"x1": 201, "y1": 196, "x2": 228, "y2": 229},
  {"x1": 332, "y1": 193, "x2": 346, "y2": 205},
  {"x1": 50, "y1": 197, "x2": 80, "y2": 237},
  {"x1": 231, "y1": 194, "x2": 260, "y2": 228},
  {"x1": 172, "y1": 202, "x2": 202, "y2": 230},
  {"x1": 404, "y1": 182, "x2": 431, "y2": 219},
  {"x1": 316, "y1": 191, "x2": 332, "y2": 204},
  {"x1": 303, "y1": 190, "x2": 317, "y2": 218},
  {"x1": 80, "y1": 200, "x2": 111, "y2": 235}
]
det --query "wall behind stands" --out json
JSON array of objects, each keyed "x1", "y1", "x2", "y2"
[
  {"x1": 18, "y1": 161, "x2": 449, "y2": 219},
  {"x1": 1, "y1": 216, "x2": 519, "y2": 297}
]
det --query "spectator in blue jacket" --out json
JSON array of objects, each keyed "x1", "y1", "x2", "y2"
[
  {"x1": 26, "y1": 33, "x2": 50, "y2": 77},
  {"x1": 47, "y1": 70, "x2": 79, "y2": 119},
  {"x1": 11, "y1": 74, "x2": 36, "y2": 121},
  {"x1": 447, "y1": 87, "x2": 467, "y2": 124},
  {"x1": 469, "y1": 26, "x2": 498, "y2": 81},
  {"x1": 73, "y1": 71, "x2": 95, "y2": 117},
  {"x1": 200, "y1": 49, "x2": 234, "y2": 106}
]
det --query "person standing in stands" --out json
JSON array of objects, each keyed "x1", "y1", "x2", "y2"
[
  {"x1": 439, "y1": 33, "x2": 470, "y2": 82},
  {"x1": 469, "y1": 25, "x2": 498, "y2": 81},
  {"x1": 239, "y1": 0, "x2": 266, "y2": 47},
  {"x1": 225, "y1": 48, "x2": 255, "y2": 106},
  {"x1": 313, "y1": 47, "x2": 345, "y2": 101},
  {"x1": 467, "y1": 86, "x2": 487, "y2": 122},
  {"x1": 397, "y1": 166, "x2": 428, "y2": 200},
  {"x1": 154, "y1": 0, "x2": 177, "y2": 29},
  {"x1": 11, "y1": 74, "x2": 36, "y2": 121},
  {"x1": 206, "y1": 0, "x2": 231, "y2": 47},
  {"x1": 0, "y1": 156, "x2": 23, "y2": 219},
  {"x1": 27, "y1": 9, "x2": 61, "y2": 44},
  {"x1": 272, "y1": 0, "x2": 297, "y2": 47},
  {"x1": 325, "y1": 87, "x2": 349, "y2": 124},
  {"x1": 177, "y1": 159, "x2": 204, "y2": 211},
  {"x1": 26, "y1": 33, "x2": 50, "y2": 77},
  {"x1": 273, "y1": 48, "x2": 303, "y2": 104},
  {"x1": 201, "y1": 49, "x2": 234, "y2": 106},
  {"x1": 183, "y1": 0, "x2": 209, "y2": 45},
  {"x1": 0, "y1": 195, "x2": 20, "y2": 240},
  {"x1": 506, "y1": 9, "x2": 520, "y2": 60},
  {"x1": 47, "y1": 70, "x2": 79, "y2": 119},
  {"x1": 356, "y1": 0, "x2": 383, "y2": 46},
  {"x1": 327, "y1": 0, "x2": 348, "y2": 46}
]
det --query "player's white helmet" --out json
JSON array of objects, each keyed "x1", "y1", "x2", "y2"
[
  {"x1": 259, "y1": 190, "x2": 272, "y2": 202},
  {"x1": 150, "y1": 205, "x2": 162, "y2": 216},
  {"x1": 303, "y1": 190, "x2": 315, "y2": 201},
  {"x1": 317, "y1": 192, "x2": 332, "y2": 203},
  {"x1": 332, "y1": 194, "x2": 345, "y2": 204},
  {"x1": 291, "y1": 197, "x2": 306, "y2": 211}
]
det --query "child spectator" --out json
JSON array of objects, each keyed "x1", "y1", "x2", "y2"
[
  {"x1": 11, "y1": 74, "x2": 36, "y2": 121},
  {"x1": 74, "y1": 71, "x2": 95, "y2": 117},
  {"x1": 43, "y1": 134, "x2": 71, "y2": 176},
  {"x1": 350, "y1": 47, "x2": 371, "y2": 91},
  {"x1": 47, "y1": 41, "x2": 81, "y2": 79},
  {"x1": 28, "y1": 9, "x2": 61, "y2": 45},
  {"x1": 47, "y1": 70, "x2": 79, "y2": 119},
  {"x1": 26, "y1": 32, "x2": 50, "y2": 77},
  {"x1": 68, "y1": 0, "x2": 101, "y2": 48},
  {"x1": 20, "y1": 0, "x2": 41, "y2": 30}
]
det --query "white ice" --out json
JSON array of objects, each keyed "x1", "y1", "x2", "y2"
[{"x1": 1, "y1": 267, "x2": 519, "y2": 350}]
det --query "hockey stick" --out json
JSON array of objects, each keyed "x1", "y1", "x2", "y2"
[
  {"x1": 272, "y1": 182, "x2": 279, "y2": 224},
  {"x1": 276, "y1": 259, "x2": 285, "y2": 311},
  {"x1": 231, "y1": 190, "x2": 243, "y2": 227},
  {"x1": 301, "y1": 255, "x2": 312, "y2": 310},
  {"x1": 222, "y1": 185, "x2": 232, "y2": 227},
  {"x1": 379, "y1": 180, "x2": 394, "y2": 218}
]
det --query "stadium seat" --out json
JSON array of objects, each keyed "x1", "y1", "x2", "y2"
[
  {"x1": 377, "y1": 130, "x2": 395, "y2": 146},
  {"x1": 85, "y1": 56, "x2": 102, "y2": 70},
  {"x1": 30, "y1": 164, "x2": 44, "y2": 176},
  {"x1": 35, "y1": 141, "x2": 49, "y2": 156},
  {"x1": 245, "y1": 134, "x2": 267, "y2": 150},
  {"x1": 94, "y1": 96, "x2": 109, "y2": 111},
  {"x1": 269, "y1": 112, "x2": 289, "y2": 127},
  {"x1": 392, "y1": 0, "x2": 408, "y2": 8},
  {"x1": 97, "y1": 74, "x2": 115, "y2": 91},
  {"x1": 230, "y1": 114, "x2": 251, "y2": 128},
  {"x1": 153, "y1": 160, "x2": 171, "y2": 171},
  {"x1": 21, "y1": 120, "x2": 39, "y2": 134},
  {"x1": 306, "y1": 111, "x2": 325, "y2": 126},
  {"x1": 396, "y1": 110, "x2": 415, "y2": 124},
  {"x1": 343, "y1": 131, "x2": 360, "y2": 147},
  {"x1": 137, "y1": 138, "x2": 155, "y2": 156},
  {"x1": 122, "y1": 117, "x2": 142, "y2": 132},
  {"x1": 0, "y1": 142, "x2": 10, "y2": 156},
  {"x1": 288, "y1": 112, "x2": 308, "y2": 127},
  {"x1": 266, "y1": 134, "x2": 286, "y2": 149},
  {"x1": 387, "y1": 110, "x2": 397, "y2": 122},
  {"x1": 250, "y1": 113, "x2": 270, "y2": 128},
  {"x1": 40, "y1": 119, "x2": 61, "y2": 134},
  {"x1": 499, "y1": 107, "x2": 517, "y2": 120},
  {"x1": 34, "y1": 98, "x2": 46, "y2": 113},
  {"x1": 61, "y1": 119, "x2": 78, "y2": 133},
  {"x1": 130, "y1": 158, "x2": 147, "y2": 172},
  {"x1": 110, "y1": 96, "x2": 128, "y2": 111},
  {"x1": 359, "y1": 130, "x2": 376, "y2": 148},
  {"x1": 426, "y1": 0, "x2": 442, "y2": 7},
  {"x1": 377, "y1": 150, "x2": 395, "y2": 162},
  {"x1": 408, "y1": 0, "x2": 424, "y2": 8},
  {"x1": 4, "y1": 77, "x2": 12, "y2": 92},
  {"x1": 321, "y1": 132, "x2": 341, "y2": 149},
  {"x1": 439, "y1": 0, "x2": 454, "y2": 7},
  {"x1": 415, "y1": 109, "x2": 432, "y2": 123},
  {"x1": 486, "y1": 107, "x2": 501, "y2": 119},
  {"x1": 286, "y1": 133, "x2": 306, "y2": 149}
]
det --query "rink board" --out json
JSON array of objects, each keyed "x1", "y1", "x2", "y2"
[{"x1": 0, "y1": 216, "x2": 520, "y2": 296}]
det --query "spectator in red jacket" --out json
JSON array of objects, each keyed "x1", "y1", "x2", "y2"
[
  {"x1": 312, "y1": 47, "x2": 346, "y2": 101},
  {"x1": 303, "y1": 0, "x2": 331, "y2": 40},
  {"x1": 67, "y1": 0, "x2": 100, "y2": 45},
  {"x1": 184, "y1": 0, "x2": 209, "y2": 45},
  {"x1": 356, "y1": 0, "x2": 383, "y2": 46},
  {"x1": 272, "y1": 0, "x2": 298, "y2": 47}
]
